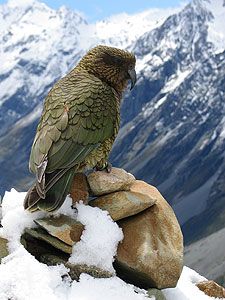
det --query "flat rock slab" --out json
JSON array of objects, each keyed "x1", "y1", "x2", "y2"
[
  {"x1": 35, "y1": 214, "x2": 84, "y2": 246},
  {"x1": 90, "y1": 181, "x2": 157, "y2": 221},
  {"x1": 87, "y1": 167, "x2": 135, "y2": 196},
  {"x1": 25, "y1": 228, "x2": 72, "y2": 254},
  {"x1": 115, "y1": 181, "x2": 183, "y2": 289},
  {"x1": 40, "y1": 254, "x2": 113, "y2": 281},
  {"x1": 196, "y1": 280, "x2": 225, "y2": 298},
  {"x1": 0, "y1": 237, "x2": 9, "y2": 262}
]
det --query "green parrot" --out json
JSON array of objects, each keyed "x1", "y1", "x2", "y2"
[{"x1": 24, "y1": 45, "x2": 136, "y2": 212}]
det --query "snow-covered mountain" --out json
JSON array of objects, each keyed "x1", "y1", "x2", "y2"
[{"x1": 0, "y1": 0, "x2": 225, "y2": 245}]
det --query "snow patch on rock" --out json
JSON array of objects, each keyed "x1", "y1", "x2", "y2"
[{"x1": 69, "y1": 202, "x2": 123, "y2": 273}]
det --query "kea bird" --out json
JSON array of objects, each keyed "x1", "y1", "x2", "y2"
[{"x1": 24, "y1": 45, "x2": 136, "y2": 212}]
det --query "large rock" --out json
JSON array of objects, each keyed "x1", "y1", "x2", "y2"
[
  {"x1": 87, "y1": 168, "x2": 135, "y2": 196},
  {"x1": 115, "y1": 181, "x2": 183, "y2": 289},
  {"x1": 196, "y1": 280, "x2": 225, "y2": 298},
  {"x1": 90, "y1": 180, "x2": 157, "y2": 221}
]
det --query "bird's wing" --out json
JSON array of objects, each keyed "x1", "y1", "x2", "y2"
[{"x1": 29, "y1": 71, "x2": 119, "y2": 178}]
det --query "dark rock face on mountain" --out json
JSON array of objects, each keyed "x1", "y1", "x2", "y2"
[
  {"x1": 0, "y1": 0, "x2": 225, "y2": 246},
  {"x1": 112, "y1": 1, "x2": 225, "y2": 244}
]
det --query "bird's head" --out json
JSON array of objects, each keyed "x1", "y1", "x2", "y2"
[{"x1": 77, "y1": 45, "x2": 136, "y2": 95}]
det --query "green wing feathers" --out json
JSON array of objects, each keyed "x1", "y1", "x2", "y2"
[{"x1": 25, "y1": 71, "x2": 119, "y2": 212}]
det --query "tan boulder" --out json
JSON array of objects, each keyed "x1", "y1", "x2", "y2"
[
  {"x1": 115, "y1": 181, "x2": 183, "y2": 289},
  {"x1": 196, "y1": 280, "x2": 225, "y2": 298},
  {"x1": 90, "y1": 180, "x2": 157, "y2": 221},
  {"x1": 87, "y1": 167, "x2": 135, "y2": 196}
]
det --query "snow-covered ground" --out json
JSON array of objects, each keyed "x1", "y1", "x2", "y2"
[{"x1": 0, "y1": 189, "x2": 220, "y2": 300}]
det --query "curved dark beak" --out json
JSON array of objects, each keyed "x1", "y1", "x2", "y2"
[{"x1": 128, "y1": 68, "x2": 137, "y2": 90}]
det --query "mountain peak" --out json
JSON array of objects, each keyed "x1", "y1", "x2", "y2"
[{"x1": 7, "y1": 0, "x2": 38, "y2": 8}]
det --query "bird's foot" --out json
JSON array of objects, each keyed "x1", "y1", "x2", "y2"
[{"x1": 95, "y1": 161, "x2": 112, "y2": 173}]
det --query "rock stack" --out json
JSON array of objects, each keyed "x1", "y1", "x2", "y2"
[
  {"x1": 1, "y1": 168, "x2": 225, "y2": 299},
  {"x1": 19, "y1": 168, "x2": 184, "y2": 290}
]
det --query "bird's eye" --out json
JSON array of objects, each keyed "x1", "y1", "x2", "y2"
[
  {"x1": 112, "y1": 56, "x2": 123, "y2": 64},
  {"x1": 101, "y1": 52, "x2": 123, "y2": 66}
]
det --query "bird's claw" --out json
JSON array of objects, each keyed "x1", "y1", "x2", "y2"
[
  {"x1": 96, "y1": 162, "x2": 112, "y2": 173},
  {"x1": 105, "y1": 162, "x2": 112, "y2": 173}
]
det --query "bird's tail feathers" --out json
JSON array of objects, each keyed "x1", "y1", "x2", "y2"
[
  {"x1": 24, "y1": 168, "x2": 76, "y2": 212},
  {"x1": 37, "y1": 168, "x2": 75, "y2": 212},
  {"x1": 23, "y1": 184, "x2": 40, "y2": 212}
]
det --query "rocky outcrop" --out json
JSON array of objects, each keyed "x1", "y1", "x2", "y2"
[{"x1": 3, "y1": 168, "x2": 184, "y2": 291}]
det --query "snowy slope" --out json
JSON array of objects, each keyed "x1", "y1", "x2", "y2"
[
  {"x1": 94, "y1": 7, "x2": 181, "y2": 49},
  {"x1": 0, "y1": 0, "x2": 89, "y2": 134},
  {"x1": 205, "y1": 0, "x2": 225, "y2": 53}
]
